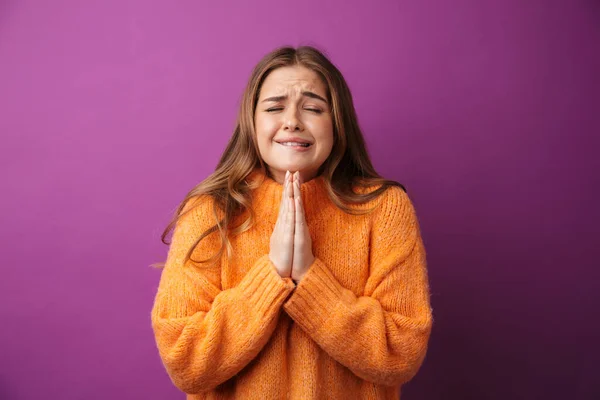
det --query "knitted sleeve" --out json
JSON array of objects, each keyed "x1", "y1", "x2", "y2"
[
  {"x1": 283, "y1": 187, "x2": 433, "y2": 387},
  {"x1": 151, "y1": 196, "x2": 295, "y2": 394}
]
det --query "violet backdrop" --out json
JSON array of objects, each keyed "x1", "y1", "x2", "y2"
[{"x1": 0, "y1": 0, "x2": 598, "y2": 399}]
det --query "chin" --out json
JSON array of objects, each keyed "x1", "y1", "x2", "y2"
[{"x1": 267, "y1": 160, "x2": 296, "y2": 170}]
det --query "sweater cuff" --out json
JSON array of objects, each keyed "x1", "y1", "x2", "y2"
[
  {"x1": 283, "y1": 257, "x2": 346, "y2": 334},
  {"x1": 237, "y1": 254, "x2": 296, "y2": 315}
]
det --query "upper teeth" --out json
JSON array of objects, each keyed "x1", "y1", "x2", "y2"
[{"x1": 280, "y1": 142, "x2": 310, "y2": 147}]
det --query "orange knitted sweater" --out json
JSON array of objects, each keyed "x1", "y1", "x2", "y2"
[{"x1": 151, "y1": 169, "x2": 433, "y2": 399}]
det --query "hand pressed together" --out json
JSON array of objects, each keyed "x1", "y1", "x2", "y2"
[{"x1": 268, "y1": 170, "x2": 315, "y2": 283}]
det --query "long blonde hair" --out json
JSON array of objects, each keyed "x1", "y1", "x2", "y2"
[{"x1": 152, "y1": 45, "x2": 406, "y2": 269}]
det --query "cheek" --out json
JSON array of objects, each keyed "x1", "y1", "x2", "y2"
[
  {"x1": 255, "y1": 116, "x2": 278, "y2": 141},
  {"x1": 316, "y1": 121, "x2": 334, "y2": 157},
  {"x1": 254, "y1": 116, "x2": 267, "y2": 142},
  {"x1": 313, "y1": 119, "x2": 334, "y2": 144}
]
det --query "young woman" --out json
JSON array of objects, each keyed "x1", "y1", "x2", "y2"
[{"x1": 151, "y1": 45, "x2": 433, "y2": 399}]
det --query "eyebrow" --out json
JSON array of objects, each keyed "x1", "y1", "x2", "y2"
[{"x1": 260, "y1": 91, "x2": 328, "y2": 104}]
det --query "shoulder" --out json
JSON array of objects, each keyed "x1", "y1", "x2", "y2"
[
  {"x1": 168, "y1": 194, "x2": 224, "y2": 261},
  {"x1": 376, "y1": 185, "x2": 413, "y2": 215},
  {"x1": 181, "y1": 194, "x2": 214, "y2": 215},
  {"x1": 345, "y1": 177, "x2": 404, "y2": 204},
  {"x1": 354, "y1": 182, "x2": 414, "y2": 219},
  {"x1": 177, "y1": 194, "x2": 221, "y2": 235},
  {"x1": 371, "y1": 185, "x2": 420, "y2": 244}
]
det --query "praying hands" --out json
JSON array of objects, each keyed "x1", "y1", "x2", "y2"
[{"x1": 268, "y1": 170, "x2": 315, "y2": 283}]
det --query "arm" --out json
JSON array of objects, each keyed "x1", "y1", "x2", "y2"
[
  {"x1": 151, "y1": 197, "x2": 295, "y2": 394},
  {"x1": 283, "y1": 187, "x2": 433, "y2": 387}
]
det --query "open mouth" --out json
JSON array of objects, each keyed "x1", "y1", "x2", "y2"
[{"x1": 277, "y1": 141, "x2": 312, "y2": 148}]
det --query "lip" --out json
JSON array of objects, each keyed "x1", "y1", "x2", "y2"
[
  {"x1": 274, "y1": 137, "x2": 313, "y2": 145},
  {"x1": 275, "y1": 141, "x2": 313, "y2": 152}
]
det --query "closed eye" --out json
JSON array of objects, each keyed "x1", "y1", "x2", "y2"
[{"x1": 265, "y1": 108, "x2": 323, "y2": 114}]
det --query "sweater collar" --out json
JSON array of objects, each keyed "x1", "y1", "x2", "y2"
[{"x1": 247, "y1": 168, "x2": 328, "y2": 222}]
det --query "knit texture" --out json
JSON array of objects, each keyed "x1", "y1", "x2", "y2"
[{"x1": 151, "y1": 169, "x2": 433, "y2": 399}]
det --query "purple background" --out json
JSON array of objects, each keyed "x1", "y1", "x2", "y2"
[{"x1": 1, "y1": 0, "x2": 598, "y2": 399}]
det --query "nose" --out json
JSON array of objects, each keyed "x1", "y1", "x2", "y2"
[{"x1": 283, "y1": 108, "x2": 303, "y2": 131}]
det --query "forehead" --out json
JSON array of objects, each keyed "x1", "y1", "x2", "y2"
[{"x1": 259, "y1": 66, "x2": 327, "y2": 97}]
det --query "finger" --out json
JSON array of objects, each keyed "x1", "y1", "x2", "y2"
[
  {"x1": 276, "y1": 171, "x2": 289, "y2": 228},
  {"x1": 295, "y1": 196, "x2": 305, "y2": 230},
  {"x1": 285, "y1": 197, "x2": 295, "y2": 238},
  {"x1": 287, "y1": 170, "x2": 294, "y2": 200},
  {"x1": 283, "y1": 171, "x2": 293, "y2": 208},
  {"x1": 293, "y1": 171, "x2": 301, "y2": 200}
]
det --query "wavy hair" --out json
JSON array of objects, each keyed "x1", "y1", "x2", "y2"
[{"x1": 152, "y1": 45, "x2": 406, "y2": 269}]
